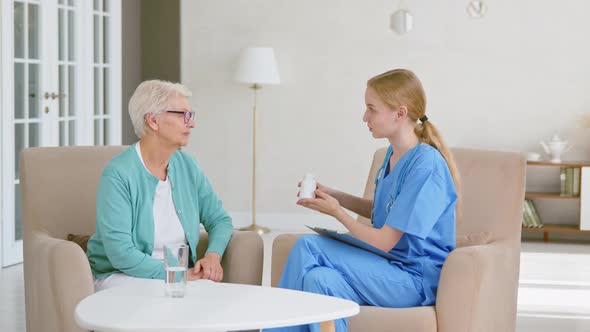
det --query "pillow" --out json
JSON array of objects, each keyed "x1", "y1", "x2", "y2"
[
  {"x1": 456, "y1": 232, "x2": 491, "y2": 248},
  {"x1": 67, "y1": 234, "x2": 91, "y2": 252}
]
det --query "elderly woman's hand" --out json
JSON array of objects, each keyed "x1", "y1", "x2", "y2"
[{"x1": 189, "y1": 252, "x2": 223, "y2": 282}]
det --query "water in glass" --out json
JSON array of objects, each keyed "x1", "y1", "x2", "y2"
[
  {"x1": 165, "y1": 266, "x2": 187, "y2": 298},
  {"x1": 164, "y1": 243, "x2": 188, "y2": 298}
]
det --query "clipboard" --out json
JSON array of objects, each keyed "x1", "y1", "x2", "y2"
[{"x1": 306, "y1": 225, "x2": 401, "y2": 262}]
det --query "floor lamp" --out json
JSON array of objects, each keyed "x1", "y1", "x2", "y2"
[{"x1": 235, "y1": 47, "x2": 281, "y2": 234}]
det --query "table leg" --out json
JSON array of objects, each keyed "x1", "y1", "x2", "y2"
[{"x1": 320, "y1": 320, "x2": 335, "y2": 332}]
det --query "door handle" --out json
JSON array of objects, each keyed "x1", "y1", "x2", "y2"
[{"x1": 44, "y1": 92, "x2": 67, "y2": 100}]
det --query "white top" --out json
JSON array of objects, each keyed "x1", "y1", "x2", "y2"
[
  {"x1": 135, "y1": 143, "x2": 186, "y2": 260},
  {"x1": 75, "y1": 279, "x2": 360, "y2": 331}
]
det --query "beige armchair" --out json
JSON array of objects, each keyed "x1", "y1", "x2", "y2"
[
  {"x1": 20, "y1": 146, "x2": 264, "y2": 332},
  {"x1": 272, "y1": 147, "x2": 526, "y2": 332}
]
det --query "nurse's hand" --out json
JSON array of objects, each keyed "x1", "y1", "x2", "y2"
[
  {"x1": 317, "y1": 182, "x2": 335, "y2": 195},
  {"x1": 297, "y1": 189, "x2": 342, "y2": 217},
  {"x1": 297, "y1": 181, "x2": 334, "y2": 196}
]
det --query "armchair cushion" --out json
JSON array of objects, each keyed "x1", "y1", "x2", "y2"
[
  {"x1": 67, "y1": 234, "x2": 91, "y2": 252},
  {"x1": 349, "y1": 306, "x2": 437, "y2": 332}
]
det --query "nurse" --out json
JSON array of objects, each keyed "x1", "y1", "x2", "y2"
[{"x1": 266, "y1": 69, "x2": 460, "y2": 332}]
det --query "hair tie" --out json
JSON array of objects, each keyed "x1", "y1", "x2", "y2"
[{"x1": 419, "y1": 115, "x2": 428, "y2": 123}]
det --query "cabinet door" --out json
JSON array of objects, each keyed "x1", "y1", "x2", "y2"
[
  {"x1": 92, "y1": 0, "x2": 121, "y2": 146},
  {"x1": 580, "y1": 167, "x2": 590, "y2": 231},
  {"x1": 1, "y1": 0, "x2": 49, "y2": 267},
  {"x1": 0, "y1": 0, "x2": 121, "y2": 267}
]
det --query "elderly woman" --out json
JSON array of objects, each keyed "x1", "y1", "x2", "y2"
[{"x1": 87, "y1": 80, "x2": 233, "y2": 291}]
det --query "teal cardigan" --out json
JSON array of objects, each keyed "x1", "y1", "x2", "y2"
[{"x1": 87, "y1": 145, "x2": 233, "y2": 280}]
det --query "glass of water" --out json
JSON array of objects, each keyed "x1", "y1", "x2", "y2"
[{"x1": 163, "y1": 243, "x2": 188, "y2": 298}]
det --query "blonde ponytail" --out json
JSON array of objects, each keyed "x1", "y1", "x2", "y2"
[
  {"x1": 415, "y1": 120, "x2": 462, "y2": 218},
  {"x1": 368, "y1": 69, "x2": 462, "y2": 217}
]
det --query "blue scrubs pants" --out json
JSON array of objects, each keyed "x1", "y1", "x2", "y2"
[{"x1": 264, "y1": 235, "x2": 424, "y2": 332}]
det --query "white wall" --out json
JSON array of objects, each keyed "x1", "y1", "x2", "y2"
[{"x1": 180, "y1": 0, "x2": 590, "y2": 217}]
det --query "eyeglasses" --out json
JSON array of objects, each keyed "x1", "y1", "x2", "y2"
[{"x1": 164, "y1": 110, "x2": 195, "y2": 125}]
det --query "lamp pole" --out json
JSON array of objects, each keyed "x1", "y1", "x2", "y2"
[{"x1": 240, "y1": 83, "x2": 270, "y2": 234}]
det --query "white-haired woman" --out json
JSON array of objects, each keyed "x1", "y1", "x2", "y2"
[{"x1": 87, "y1": 80, "x2": 233, "y2": 291}]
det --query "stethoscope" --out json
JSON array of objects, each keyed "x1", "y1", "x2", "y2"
[
  {"x1": 372, "y1": 148, "x2": 393, "y2": 223},
  {"x1": 373, "y1": 144, "x2": 422, "y2": 220}
]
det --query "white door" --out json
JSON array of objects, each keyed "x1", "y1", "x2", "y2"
[{"x1": 0, "y1": 0, "x2": 121, "y2": 267}]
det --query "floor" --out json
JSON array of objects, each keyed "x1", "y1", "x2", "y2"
[
  {"x1": 1, "y1": 236, "x2": 590, "y2": 331},
  {"x1": 517, "y1": 241, "x2": 590, "y2": 331},
  {"x1": 0, "y1": 261, "x2": 25, "y2": 332}
]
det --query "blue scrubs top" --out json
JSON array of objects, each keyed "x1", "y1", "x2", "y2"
[{"x1": 372, "y1": 143, "x2": 457, "y2": 305}]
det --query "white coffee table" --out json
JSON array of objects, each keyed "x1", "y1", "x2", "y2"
[{"x1": 75, "y1": 278, "x2": 359, "y2": 332}]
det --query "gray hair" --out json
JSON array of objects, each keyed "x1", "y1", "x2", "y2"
[{"x1": 128, "y1": 80, "x2": 193, "y2": 138}]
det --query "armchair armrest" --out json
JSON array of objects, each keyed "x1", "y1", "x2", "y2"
[
  {"x1": 50, "y1": 237, "x2": 95, "y2": 332},
  {"x1": 271, "y1": 234, "x2": 304, "y2": 287},
  {"x1": 436, "y1": 241, "x2": 520, "y2": 332},
  {"x1": 220, "y1": 231, "x2": 264, "y2": 285},
  {"x1": 24, "y1": 232, "x2": 94, "y2": 332}
]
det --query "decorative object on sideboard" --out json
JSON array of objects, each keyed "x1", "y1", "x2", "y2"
[
  {"x1": 466, "y1": 0, "x2": 487, "y2": 18},
  {"x1": 540, "y1": 133, "x2": 572, "y2": 163},
  {"x1": 526, "y1": 151, "x2": 542, "y2": 162},
  {"x1": 235, "y1": 47, "x2": 281, "y2": 234},
  {"x1": 522, "y1": 199, "x2": 543, "y2": 229}
]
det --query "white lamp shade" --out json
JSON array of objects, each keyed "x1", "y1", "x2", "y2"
[{"x1": 235, "y1": 47, "x2": 281, "y2": 85}]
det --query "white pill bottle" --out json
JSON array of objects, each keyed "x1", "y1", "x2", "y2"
[{"x1": 299, "y1": 173, "x2": 317, "y2": 199}]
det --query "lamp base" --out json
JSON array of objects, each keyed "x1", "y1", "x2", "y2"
[{"x1": 239, "y1": 223, "x2": 270, "y2": 235}]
